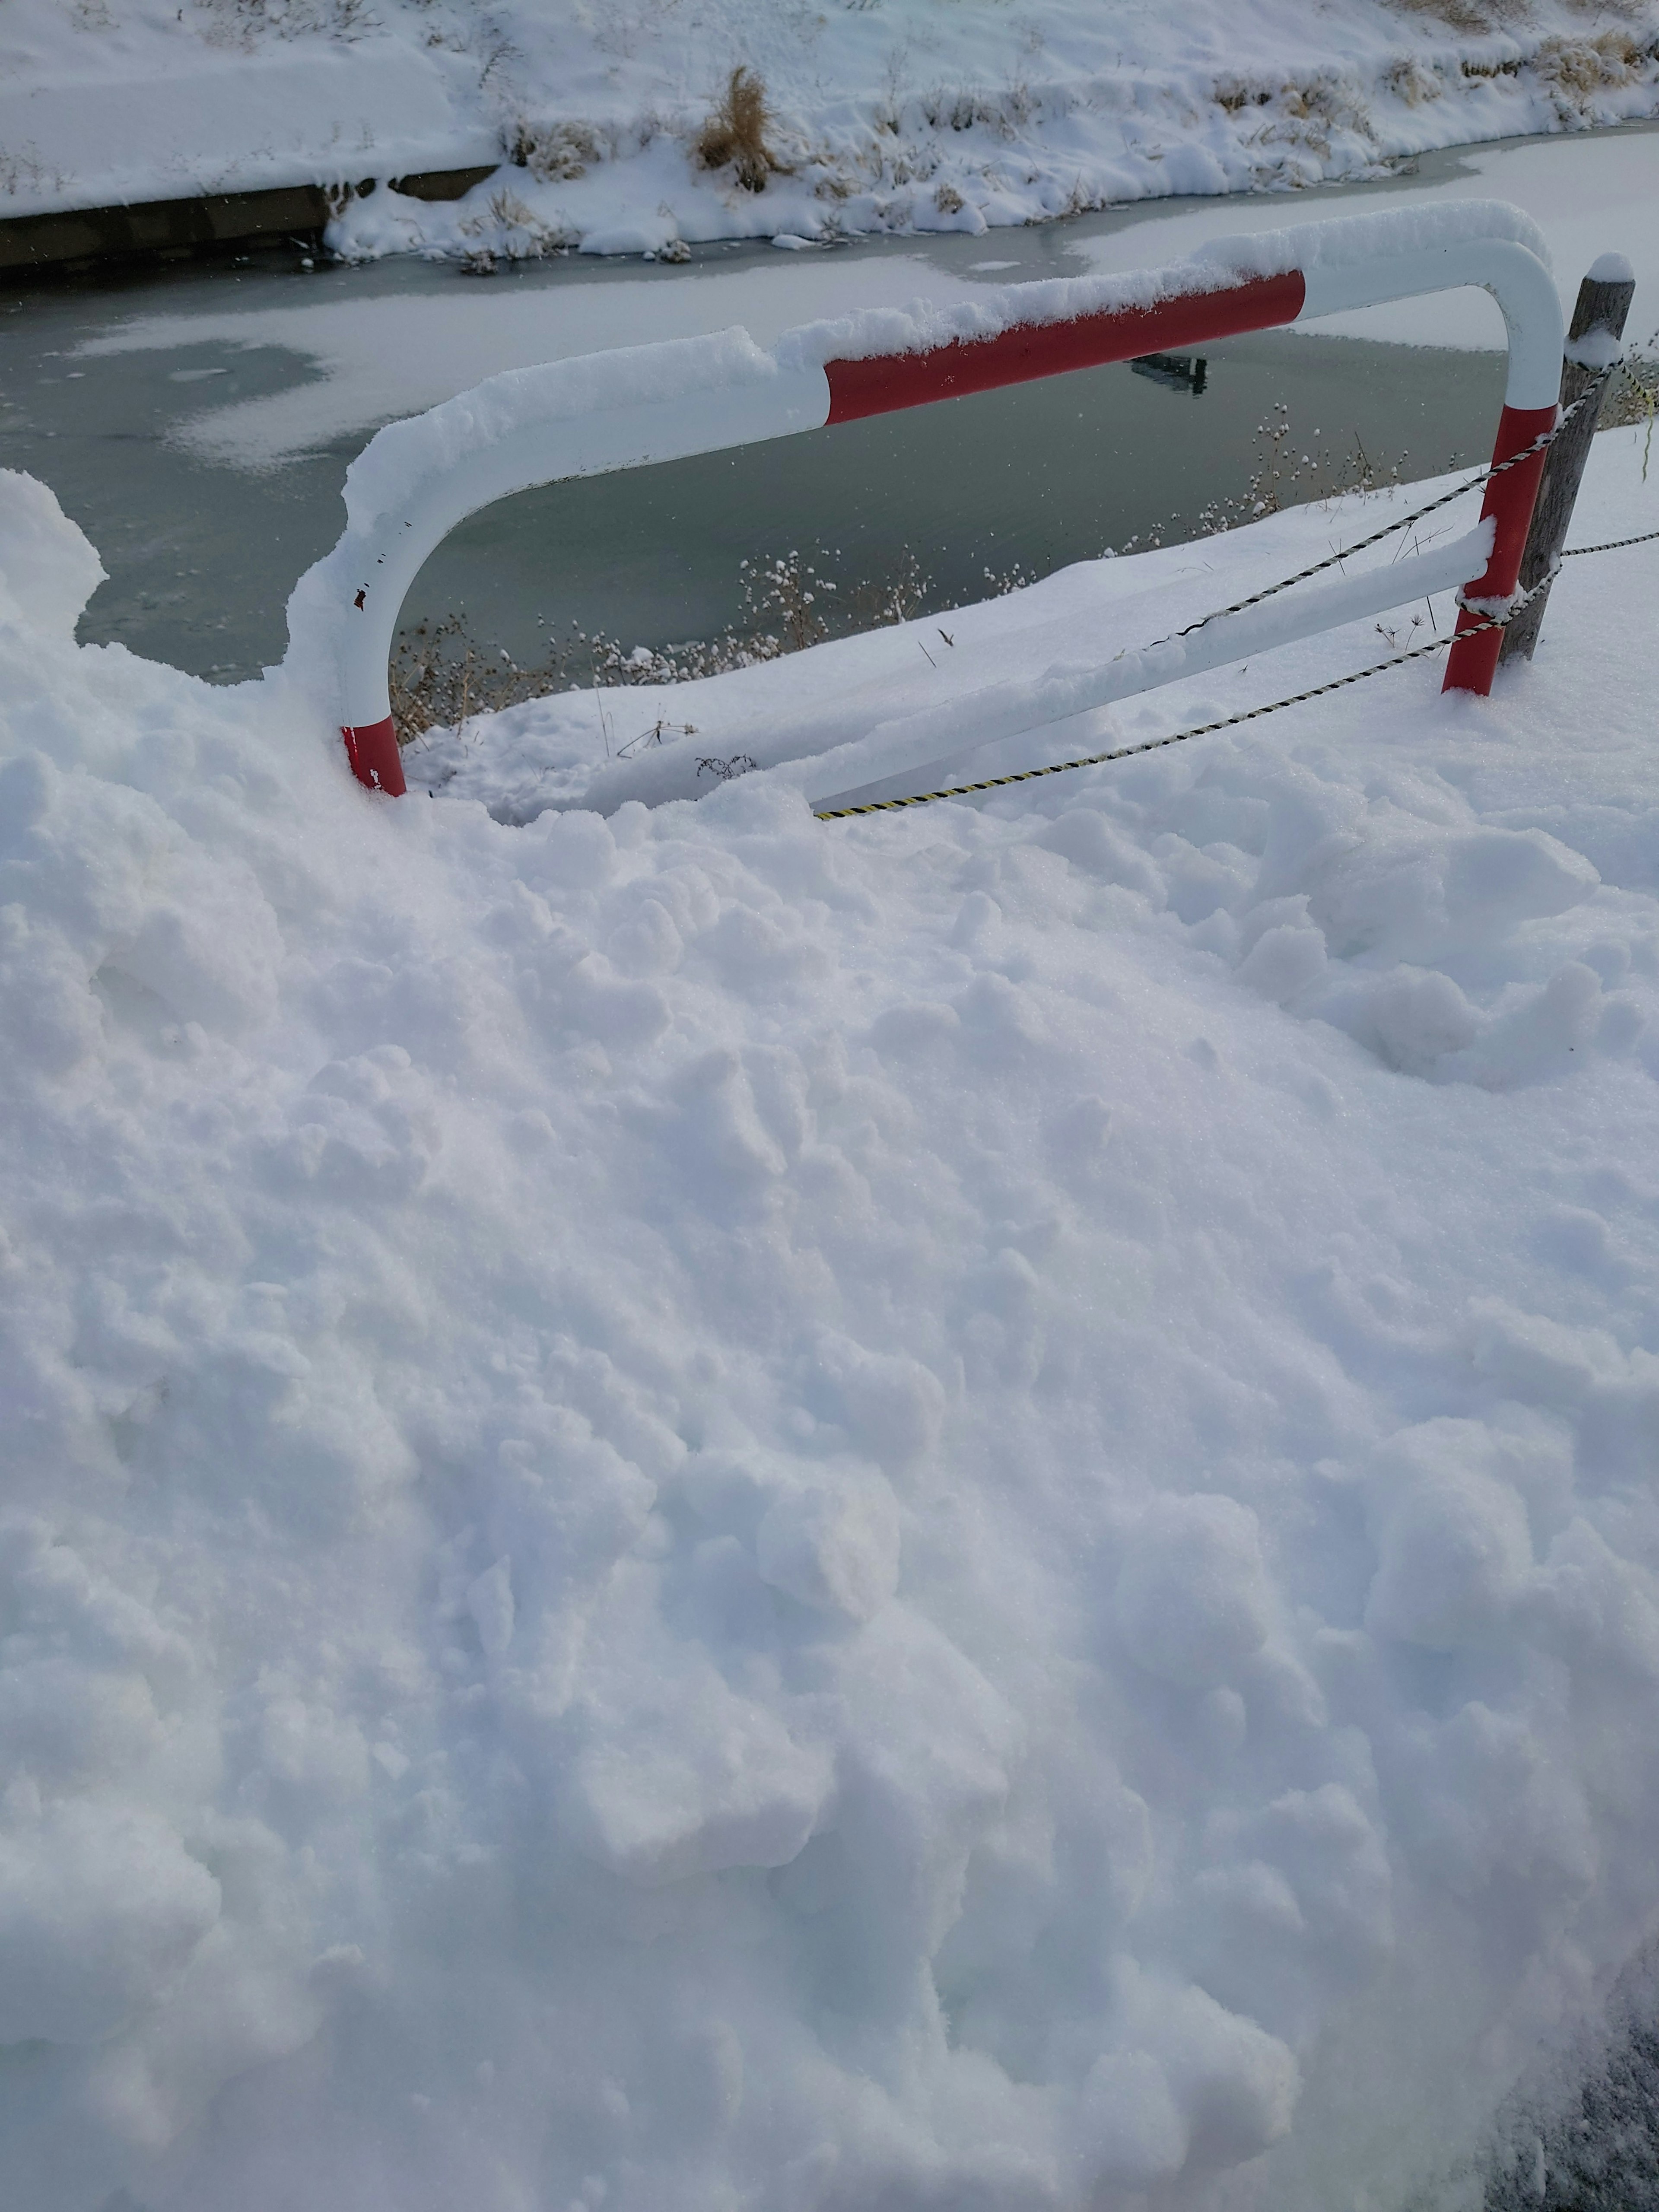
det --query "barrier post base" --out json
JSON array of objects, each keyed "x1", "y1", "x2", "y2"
[
  {"x1": 343, "y1": 717, "x2": 407, "y2": 796},
  {"x1": 1443, "y1": 400, "x2": 1557, "y2": 696}
]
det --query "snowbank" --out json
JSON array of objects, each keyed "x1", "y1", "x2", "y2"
[
  {"x1": 5, "y1": 433, "x2": 1659, "y2": 2211},
  {"x1": 3, "y1": 0, "x2": 1659, "y2": 256}
]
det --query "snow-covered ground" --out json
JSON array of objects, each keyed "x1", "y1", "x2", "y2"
[
  {"x1": 4, "y1": 406, "x2": 1659, "y2": 2209},
  {"x1": 2, "y1": 0, "x2": 1658, "y2": 254}
]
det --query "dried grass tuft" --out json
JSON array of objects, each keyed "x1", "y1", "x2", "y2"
[
  {"x1": 390, "y1": 616, "x2": 556, "y2": 745},
  {"x1": 1601, "y1": 345, "x2": 1659, "y2": 439},
  {"x1": 695, "y1": 67, "x2": 788, "y2": 192},
  {"x1": 1383, "y1": 55, "x2": 1445, "y2": 105},
  {"x1": 1383, "y1": 0, "x2": 1504, "y2": 31},
  {"x1": 390, "y1": 549, "x2": 935, "y2": 747}
]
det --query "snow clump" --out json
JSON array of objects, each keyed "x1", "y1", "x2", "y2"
[{"x1": 4, "y1": 435, "x2": 1659, "y2": 2212}]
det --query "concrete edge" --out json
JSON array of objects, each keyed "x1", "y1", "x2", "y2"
[{"x1": 0, "y1": 165, "x2": 499, "y2": 277}]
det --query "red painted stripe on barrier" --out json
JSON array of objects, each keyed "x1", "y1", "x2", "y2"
[
  {"x1": 343, "y1": 716, "x2": 407, "y2": 796},
  {"x1": 823, "y1": 272, "x2": 1307, "y2": 423},
  {"x1": 1441, "y1": 400, "x2": 1557, "y2": 697}
]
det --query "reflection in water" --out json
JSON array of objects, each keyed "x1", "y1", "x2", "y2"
[{"x1": 1130, "y1": 351, "x2": 1208, "y2": 395}]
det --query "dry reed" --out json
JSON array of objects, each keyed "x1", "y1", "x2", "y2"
[{"x1": 695, "y1": 67, "x2": 788, "y2": 192}]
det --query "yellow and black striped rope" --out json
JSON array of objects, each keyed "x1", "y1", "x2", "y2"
[
  {"x1": 813, "y1": 418, "x2": 1654, "y2": 825},
  {"x1": 1152, "y1": 366, "x2": 1613, "y2": 651},
  {"x1": 813, "y1": 609, "x2": 1510, "y2": 821},
  {"x1": 1562, "y1": 523, "x2": 1659, "y2": 556}
]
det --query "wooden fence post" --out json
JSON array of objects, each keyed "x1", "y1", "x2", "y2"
[{"x1": 1500, "y1": 253, "x2": 1636, "y2": 665}]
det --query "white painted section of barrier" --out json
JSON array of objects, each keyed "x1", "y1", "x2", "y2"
[
  {"x1": 1297, "y1": 240, "x2": 1564, "y2": 410},
  {"x1": 772, "y1": 199, "x2": 1552, "y2": 377}
]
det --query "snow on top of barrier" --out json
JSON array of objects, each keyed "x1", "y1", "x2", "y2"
[
  {"x1": 774, "y1": 199, "x2": 1550, "y2": 372},
  {"x1": 340, "y1": 325, "x2": 783, "y2": 534},
  {"x1": 779, "y1": 253, "x2": 1274, "y2": 378},
  {"x1": 1195, "y1": 196, "x2": 1551, "y2": 281},
  {"x1": 772, "y1": 254, "x2": 1250, "y2": 375}
]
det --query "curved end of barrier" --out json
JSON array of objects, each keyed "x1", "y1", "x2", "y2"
[{"x1": 343, "y1": 717, "x2": 407, "y2": 796}]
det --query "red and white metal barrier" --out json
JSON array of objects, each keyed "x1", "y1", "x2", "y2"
[{"x1": 282, "y1": 200, "x2": 1564, "y2": 801}]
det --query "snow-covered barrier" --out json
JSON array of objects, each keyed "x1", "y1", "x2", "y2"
[{"x1": 284, "y1": 200, "x2": 1564, "y2": 801}]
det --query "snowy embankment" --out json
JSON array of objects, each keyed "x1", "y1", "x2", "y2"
[
  {"x1": 4, "y1": 420, "x2": 1659, "y2": 2211},
  {"x1": 3, "y1": 0, "x2": 1659, "y2": 256}
]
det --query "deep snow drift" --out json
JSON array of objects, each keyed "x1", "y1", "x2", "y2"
[
  {"x1": 4, "y1": 427, "x2": 1659, "y2": 2212},
  {"x1": 3, "y1": 0, "x2": 1659, "y2": 258}
]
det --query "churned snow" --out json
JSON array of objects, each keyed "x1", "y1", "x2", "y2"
[{"x1": 4, "y1": 409, "x2": 1659, "y2": 2209}]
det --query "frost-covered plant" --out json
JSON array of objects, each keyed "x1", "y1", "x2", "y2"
[
  {"x1": 1602, "y1": 347, "x2": 1659, "y2": 431},
  {"x1": 1200, "y1": 405, "x2": 1401, "y2": 528},
  {"x1": 1532, "y1": 32, "x2": 1652, "y2": 118},
  {"x1": 1600, "y1": 334, "x2": 1659, "y2": 481},
  {"x1": 739, "y1": 550, "x2": 837, "y2": 650},
  {"x1": 509, "y1": 120, "x2": 601, "y2": 183},
  {"x1": 191, "y1": 0, "x2": 374, "y2": 47},
  {"x1": 1105, "y1": 406, "x2": 1402, "y2": 558},
  {"x1": 390, "y1": 548, "x2": 937, "y2": 745},
  {"x1": 695, "y1": 67, "x2": 789, "y2": 191},
  {"x1": 450, "y1": 188, "x2": 572, "y2": 271},
  {"x1": 1215, "y1": 79, "x2": 1275, "y2": 113},
  {"x1": 1382, "y1": 55, "x2": 1446, "y2": 106},
  {"x1": 845, "y1": 547, "x2": 932, "y2": 629},
  {"x1": 390, "y1": 615, "x2": 560, "y2": 743}
]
